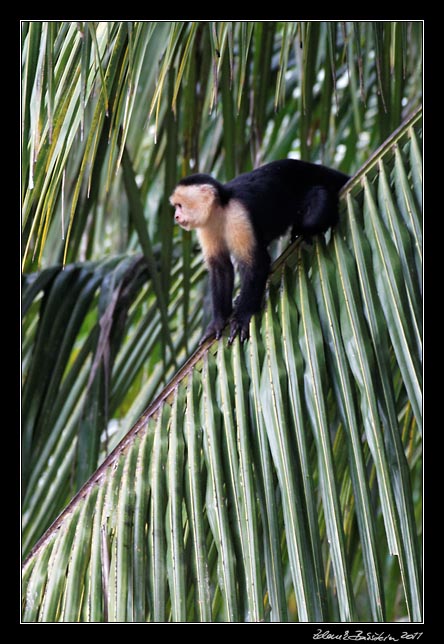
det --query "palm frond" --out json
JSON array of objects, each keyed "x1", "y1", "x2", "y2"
[{"x1": 22, "y1": 108, "x2": 422, "y2": 622}]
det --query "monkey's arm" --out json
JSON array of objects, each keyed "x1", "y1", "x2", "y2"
[
  {"x1": 201, "y1": 253, "x2": 235, "y2": 342},
  {"x1": 229, "y1": 246, "x2": 271, "y2": 343}
]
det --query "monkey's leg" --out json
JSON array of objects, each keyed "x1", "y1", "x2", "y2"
[
  {"x1": 229, "y1": 248, "x2": 271, "y2": 343},
  {"x1": 201, "y1": 254, "x2": 234, "y2": 342},
  {"x1": 300, "y1": 186, "x2": 339, "y2": 236}
]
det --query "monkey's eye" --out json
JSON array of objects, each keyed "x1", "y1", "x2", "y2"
[{"x1": 177, "y1": 203, "x2": 182, "y2": 209}]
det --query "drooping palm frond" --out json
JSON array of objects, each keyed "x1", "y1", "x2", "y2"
[
  {"x1": 22, "y1": 108, "x2": 422, "y2": 623},
  {"x1": 21, "y1": 249, "x2": 210, "y2": 557}
]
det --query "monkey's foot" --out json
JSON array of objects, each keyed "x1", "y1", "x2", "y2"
[
  {"x1": 228, "y1": 315, "x2": 251, "y2": 344},
  {"x1": 199, "y1": 319, "x2": 227, "y2": 345}
]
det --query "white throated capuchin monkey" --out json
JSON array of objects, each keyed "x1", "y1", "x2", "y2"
[{"x1": 170, "y1": 159, "x2": 349, "y2": 343}]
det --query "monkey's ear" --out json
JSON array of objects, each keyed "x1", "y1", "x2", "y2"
[
  {"x1": 197, "y1": 184, "x2": 218, "y2": 202},
  {"x1": 195, "y1": 184, "x2": 218, "y2": 220}
]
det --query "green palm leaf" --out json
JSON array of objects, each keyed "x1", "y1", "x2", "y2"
[{"x1": 22, "y1": 107, "x2": 422, "y2": 622}]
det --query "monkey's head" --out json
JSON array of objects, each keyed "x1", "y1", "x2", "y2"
[{"x1": 169, "y1": 174, "x2": 227, "y2": 230}]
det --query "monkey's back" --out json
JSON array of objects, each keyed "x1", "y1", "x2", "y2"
[{"x1": 225, "y1": 159, "x2": 349, "y2": 243}]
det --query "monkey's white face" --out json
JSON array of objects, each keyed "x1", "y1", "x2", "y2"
[{"x1": 169, "y1": 184, "x2": 217, "y2": 230}]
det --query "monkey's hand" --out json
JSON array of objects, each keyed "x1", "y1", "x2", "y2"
[
  {"x1": 200, "y1": 319, "x2": 227, "y2": 344},
  {"x1": 228, "y1": 313, "x2": 251, "y2": 344}
]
